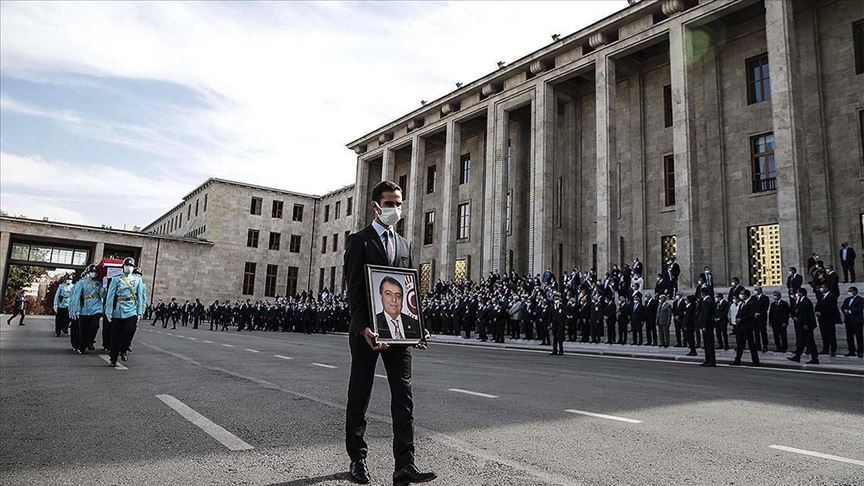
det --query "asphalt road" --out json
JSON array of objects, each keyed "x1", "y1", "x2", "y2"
[{"x1": 1, "y1": 315, "x2": 862, "y2": 486}]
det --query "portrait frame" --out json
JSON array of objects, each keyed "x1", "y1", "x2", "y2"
[{"x1": 365, "y1": 264, "x2": 426, "y2": 345}]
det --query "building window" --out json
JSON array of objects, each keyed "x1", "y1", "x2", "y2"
[
  {"x1": 506, "y1": 190, "x2": 513, "y2": 236},
  {"x1": 250, "y1": 197, "x2": 262, "y2": 215},
  {"x1": 460, "y1": 154, "x2": 471, "y2": 184},
  {"x1": 247, "y1": 229, "x2": 259, "y2": 248},
  {"x1": 424, "y1": 211, "x2": 435, "y2": 245},
  {"x1": 506, "y1": 139, "x2": 512, "y2": 174},
  {"x1": 457, "y1": 202, "x2": 470, "y2": 240},
  {"x1": 187, "y1": 205, "x2": 191, "y2": 220},
  {"x1": 265, "y1": 264, "x2": 278, "y2": 297},
  {"x1": 332, "y1": 233, "x2": 338, "y2": 252},
  {"x1": 748, "y1": 224, "x2": 782, "y2": 286},
  {"x1": 345, "y1": 230, "x2": 350, "y2": 249},
  {"x1": 272, "y1": 200, "x2": 283, "y2": 218},
  {"x1": 243, "y1": 262, "x2": 256, "y2": 295},
  {"x1": 398, "y1": 174, "x2": 408, "y2": 200},
  {"x1": 335, "y1": 201, "x2": 341, "y2": 219},
  {"x1": 555, "y1": 177, "x2": 563, "y2": 228},
  {"x1": 195, "y1": 199, "x2": 199, "y2": 216},
  {"x1": 204, "y1": 194, "x2": 208, "y2": 212},
  {"x1": 269, "y1": 232, "x2": 281, "y2": 251},
  {"x1": 330, "y1": 266, "x2": 336, "y2": 292},
  {"x1": 746, "y1": 53, "x2": 771, "y2": 105},
  {"x1": 322, "y1": 235, "x2": 327, "y2": 254},
  {"x1": 751, "y1": 132, "x2": 776, "y2": 193},
  {"x1": 289, "y1": 235, "x2": 302, "y2": 253},
  {"x1": 324, "y1": 204, "x2": 330, "y2": 223},
  {"x1": 318, "y1": 268, "x2": 325, "y2": 293},
  {"x1": 426, "y1": 165, "x2": 437, "y2": 194},
  {"x1": 854, "y1": 20, "x2": 864, "y2": 75},
  {"x1": 285, "y1": 266, "x2": 299, "y2": 297},
  {"x1": 179, "y1": 213, "x2": 183, "y2": 227},
  {"x1": 346, "y1": 197, "x2": 353, "y2": 216},
  {"x1": 292, "y1": 204, "x2": 304, "y2": 222},
  {"x1": 663, "y1": 155, "x2": 676, "y2": 206},
  {"x1": 661, "y1": 235, "x2": 677, "y2": 271},
  {"x1": 663, "y1": 85, "x2": 673, "y2": 128}
]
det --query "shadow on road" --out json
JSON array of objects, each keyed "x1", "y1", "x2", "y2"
[{"x1": 266, "y1": 472, "x2": 350, "y2": 485}]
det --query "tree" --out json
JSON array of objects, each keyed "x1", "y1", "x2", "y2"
[
  {"x1": 43, "y1": 277, "x2": 65, "y2": 315},
  {"x1": 3, "y1": 265, "x2": 48, "y2": 312}
]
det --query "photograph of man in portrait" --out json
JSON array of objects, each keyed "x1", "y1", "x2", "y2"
[{"x1": 365, "y1": 265, "x2": 425, "y2": 345}]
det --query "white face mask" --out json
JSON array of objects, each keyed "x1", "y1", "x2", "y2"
[
  {"x1": 123, "y1": 265, "x2": 134, "y2": 274},
  {"x1": 374, "y1": 203, "x2": 402, "y2": 227},
  {"x1": 88, "y1": 272, "x2": 97, "y2": 279}
]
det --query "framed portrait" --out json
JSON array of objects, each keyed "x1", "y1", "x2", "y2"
[{"x1": 365, "y1": 264, "x2": 426, "y2": 345}]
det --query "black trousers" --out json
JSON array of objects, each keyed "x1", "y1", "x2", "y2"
[
  {"x1": 617, "y1": 322, "x2": 628, "y2": 344},
  {"x1": 70, "y1": 317, "x2": 81, "y2": 350},
  {"x1": 684, "y1": 327, "x2": 696, "y2": 353},
  {"x1": 346, "y1": 333, "x2": 414, "y2": 471},
  {"x1": 819, "y1": 322, "x2": 837, "y2": 355},
  {"x1": 77, "y1": 315, "x2": 100, "y2": 352},
  {"x1": 7, "y1": 309, "x2": 25, "y2": 325},
  {"x1": 846, "y1": 322, "x2": 863, "y2": 356},
  {"x1": 734, "y1": 326, "x2": 760, "y2": 364},
  {"x1": 631, "y1": 322, "x2": 643, "y2": 345},
  {"x1": 715, "y1": 323, "x2": 729, "y2": 350},
  {"x1": 754, "y1": 320, "x2": 768, "y2": 351},
  {"x1": 109, "y1": 316, "x2": 137, "y2": 362},
  {"x1": 771, "y1": 324, "x2": 788, "y2": 352},
  {"x1": 102, "y1": 316, "x2": 112, "y2": 349},
  {"x1": 702, "y1": 328, "x2": 716, "y2": 365},
  {"x1": 193, "y1": 315, "x2": 200, "y2": 329},
  {"x1": 552, "y1": 331, "x2": 564, "y2": 354},
  {"x1": 508, "y1": 319, "x2": 519, "y2": 339},
  {"x1": 646, "y1": 324, "x2": 657, "y2": 346},
  {"x1": 55, "y1": 308, "x2": 70, "y2": 336},
  {"x1": 841, "y1": 261, "x2": 856, "y2": 283},
  {"x1": 606, "y1": 320, "x2": 616, "y2": 344},
  {"x1": 793, "y1": 325, "x2": 819, "y2": 361},
  {"x1": 674, "y1": 322, "x2": 683, "y2": 346}
]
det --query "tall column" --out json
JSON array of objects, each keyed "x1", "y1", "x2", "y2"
[
  {"x1": 765, "y1": 0, "x2": 806, "y2": 271},
  {"x1": 438, "y1": 120, "x2": 461, "y2": 280},
  {"x1": 482, "y1": 107, "x2": 497, "y2": 276},
  {"x1": 93, "y1": 242, "x2": 105, "y2": 263},
  {"x1": 381, "y1": 147, "x2": 395, "y2": 182},
  {"x1": 0, "y1": 231, "x2": 10, "y2": 305},
  {"x1": 669, "y1": 22, "x2": 696, "y2": 288},
  {"x1": 491, "y1": 106, "x2": 511, "y2": 273},
  {"x1": 353, "y1": 157, "x2": 370, "y2": 232},
  {"x1": 405, "y1": 135, "x2": 426, "y2": 244},
  {"x1": 531, "y1": 82, "x2": 555, "y2": 275},
  {"x1": 595, "y1": 54, "x2": 618, "y2": 273}
]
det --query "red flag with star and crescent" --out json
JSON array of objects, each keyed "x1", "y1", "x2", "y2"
[{"x1": 404, "y1": 275, "x2": 419, "y2": 320}]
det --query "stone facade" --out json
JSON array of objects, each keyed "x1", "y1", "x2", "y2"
[{"x1": 347, "y1": 0, "x2": 864, "y2": 288}]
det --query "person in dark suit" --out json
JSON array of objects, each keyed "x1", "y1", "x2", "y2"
[
  {"x1": 752, "y1": 287, "x2": 770, "y2": 352},
  {"x1": 631, "y1": 294, "x2": 645, "y2": 346},
  {"x1": 604, "y1": 294, "x2": 617, "y2": 344},
  {"x1": 714, "y1": 293, "x2": 730, "y2": 351},
  {"x1": 733, "y1": 289, "x2": 760, "y2": 366},
  {"x1": 549, "y1": 295, "x2": 567, "y2": 355},
  {"x1": 697, "y1": 288, "x2": 716, "y2": 367},
  {"x1": 786, "y1": 267, "x2": 804, "y2": 300},
  {"x1": 840, "y1": 242, "x2": 856, "y2": 283},
  {"x1": 667, "y1": 258, "x2": 681, "y2": 294},
  {"x1": 727, "y1": 278, "x2": 744, "y2": 305},
  {"x1": 374, "y1": 277, "x2": 422, "y2": 341},
  {"x1": 343, "y1": 180, "x2": 435, "y2": 485},
  {"x1": 700, "y1": 266, "x2": 714, "y2": 296},
  {"x1": 683, "y1": 295, "x2": 697, "y2": 356},
  {"x1": 671, "y1": 292, "x2": 685, "y2": 347},
  {"x1": 841, "y1": 286, "x2": 863, "y2": 357},
  {"x1": 645, "y1": 293, "x2": 659, "y2": 346},
  {"x1": 815, "y1": 286, "x2": 839, "y2": 357},
  {"x1": 824, "y1": 265, "x2": 841, "y2": 296},
  {"x1": 788, "y1": 288, "x2": 819, "y2": 364},
  {"x1": 768, "y1": 291, "x2": 790, "y2": 353}
]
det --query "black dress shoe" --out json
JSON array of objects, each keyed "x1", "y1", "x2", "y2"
[
  {"x1": 700, "y1": 362, "x2": 716, "y2": 367},
  {"x1": 787, "y1": 356, "x2": 800, "y2": 363},
  {"x1": 120, "y1": 353, "x2": 128, "y2": 362},
  {"x1": 731, "y1": 360, "x2": 741, "y2": 365},
  {"x1": 349, "y1": 460, "x2": 370, "y2": 484},
  {"x1": 393, "y1": 464, "x2": 437, "y2": 485},
  {"x1": 686, "y1": 351, "x2": 697, "y2": 356},
  {"x1": 805, "y1": 359, "x2": 819, "y2": 365},
  {"x1": 845, "y1": 352, "x2": 856, "y2": 357}
]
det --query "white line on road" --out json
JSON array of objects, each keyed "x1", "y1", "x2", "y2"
[
  {"x1": 244, "y1": 348, "x2": 260, "y2": 353},
  {"x1": 155, "y1": 394, "x2": 253, "y2": 451},
  {"x1": 98, "y1": 354, "x2": 127, "y2": 370},
  {"x1": 156, "y1": 331, "x2": 163, "y2": 334},
  {"x1": 375, "y1": 373, "x2": 388, "y2": 379},
  {"x1": 188, "y1": 337, "x2": 197, "y2": 341},
  {"x1": 176, "y1": 335, "x2": 185, "y2": 338},
  {"x1": 203, "y1": 340, "x2": 214, "y2": 344},
  {"x1": 565, "y1": 409, "x2": 642, "y2": 424},
  {"x1": 221, "y1": 344, "x2": 234, "y2": 348},
  {"x1": 449, "y1": 388, "x2": 498, "y2": 399},
  {"x1": 311, "y1": 363, "x2": 336, "y2": 369},
  {"x1": 273, "y1": 355, "x2": 293, "y2": 360},
  {"x1": 769, "y1": 445, "x2": 864, "y2": 467}
]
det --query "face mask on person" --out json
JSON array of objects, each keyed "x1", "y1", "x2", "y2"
[
  {"x1": 739, "y1": 294, "x2": 746, "y2": 300},
  {"x1": 373, "y1": 202, "x2": 402, "y2": 226},
  {"x1": 123, "y1": 265, "x2": 134, "y2": 274},
  {"x1": 66, "y1": 279, "x2": 73, "y2": 285},
  {"x1": 88, "y1": 272, "x2": 97, "y2": 279}
]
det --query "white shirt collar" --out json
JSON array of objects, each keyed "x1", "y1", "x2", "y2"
[
  {"x1": 385, "y1": 313, "x2": 405, "y2": 339},
  {"x1": 372, "y1": 220, "x2": 391, "y2": 238}
]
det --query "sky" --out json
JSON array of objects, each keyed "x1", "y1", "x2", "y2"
[{"x1": 0, "y1": 1, "x2": 625, "y2": 228}]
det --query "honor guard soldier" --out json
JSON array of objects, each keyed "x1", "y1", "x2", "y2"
[
  {"x1": 69, "y1": 264, "x2": 104, "y2": 354},
  {"x1": 104, "y1": 257, "x2": 146, "y2": 367},
  {"x1": 53, "y1": 274, "x2": 75, "y2": 336}
]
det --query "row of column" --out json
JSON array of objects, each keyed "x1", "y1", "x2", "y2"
[{"x1": 354, "y1": 5, "x2": 806, "y2": 286}]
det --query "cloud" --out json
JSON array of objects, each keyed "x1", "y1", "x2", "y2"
[{"x1": 0, "y1": 1, "x2": 626, "y2": 225}]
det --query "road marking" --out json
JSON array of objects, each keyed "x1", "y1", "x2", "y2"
[
  {"x1": 203, "y1": 340, "x2": 214, "y2": 344},
  {"x1": 769, "y1": 445, "x2": 864, "y2": 466},
  {"x1": 156, "y1": 331, "x2": 163, "y2": 334},
  {"x1": 273, "y1": 355, "x2": 293, "y2": 360},
  {"x1": 244, "y1": 348, "x2": 260, "y2": 353},
  {"x1": 221, "y1": 344, "x2": 234, "y2": 348},
  {"x1": 98, "y1": 354, "x2": 127, "y2": 370},
  {"x1": 188, "y1": 337, "x2": 197, "y2": 341},
  {"x1": 449, "y1": 388, "x2": 498, "y2": 399},
  {"x1": 311, "y1": 363, "x2": 336, "y2": 369},
  {"x1": 375, "y1": 373, "x2": 388, "y2": 379},
  {"x1": 565, "y1": 409, "x2": 642, "y2": 423},
  {"x1": 176, "y1": 334, "x2": 185, "y2": 338},
  {"x1": 155, "y1": 394, "x2": 253, "y2": 451}
]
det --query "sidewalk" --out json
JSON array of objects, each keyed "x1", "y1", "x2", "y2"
[{"x1": 427, "y1": 334, "x2": 864, "y2": 375}]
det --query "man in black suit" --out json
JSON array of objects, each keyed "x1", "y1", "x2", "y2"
[
  {"x1": 824, "y1": 265, "x2": 841, "y2": 296},
  {"x1": 375, "y1": 277, "x2": 422, "y2": 341},
  {"x1": 786, "y1": 267, "x2": 804, "y2": 298},
  {"x1": 768, "y1": 291, "x2": 790, "y2": 353},
  {"x1": 714, "y1": 293, "x2": 730, "y2": 351},
  {"x1": 549, "y1": 294, "x2": 567, "y2": 355},
  {"x1": 727, "y1": 277, "x2": 744, "y2": 305},
  {"x1": 788, "y1": 288, "x2": 819, "y2": 364},
  {"x1": 840, "y1": 242, "x2": 856, "y2": 283},
  {"x1": 700, "y1": 266, "x2": 714, "y2": 295},
  {"x1": 752, "y1": 287, "x2": 770, "y2": 352},
  {"x1": 841, "y1": 286, "x2": 863, "y2": 357},
  {"x1": 733, "y1": 289, "x2": 760, "y2": 366},
  {"x1": 697, "y1": 288, "x2": 716, "y2": 367},
  {"x1": 667, "y1": 258, "x2": 681, "y2": 294},
  {"x1": 343, "y1": 180, "x2": 435, "y2": 485},
  {"x1": 815, "y1": 286, "x2": 839, "y2": 357}
]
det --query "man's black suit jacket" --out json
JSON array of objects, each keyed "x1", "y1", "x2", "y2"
[
  {"x1": 344, "y1": 224, "x2": 414, "y2": 335},
  {"x1": 376, "y1": 312, "x2": 421, "y2": 340}
]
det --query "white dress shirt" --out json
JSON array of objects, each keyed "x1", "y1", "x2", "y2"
[{"x1": 384, "y1": 312, "x2": 406, "y2": 340}]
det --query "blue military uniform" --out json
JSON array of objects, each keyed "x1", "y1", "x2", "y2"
[
  {"x1": 104, "y1": 258, "x2": 146, "y2": 366},
  {"x1": 69, "y1": 269, "x2": 104, "y2": 354},
  {"x1": 53, "y1": 278, "x2": 75, "y2": 337}
]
